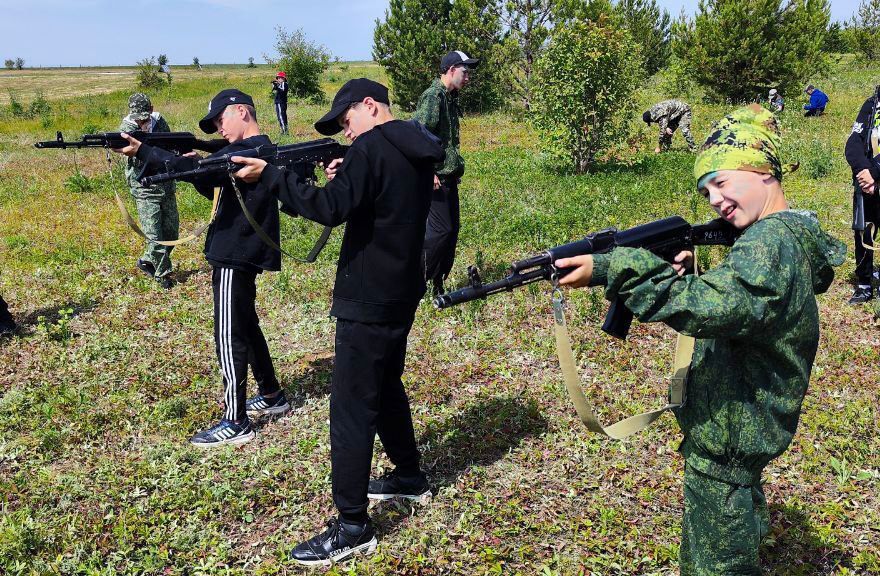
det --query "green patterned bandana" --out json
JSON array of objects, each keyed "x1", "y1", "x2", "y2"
[{"x1": 694, "y1": 104, "x2": 797, "y2": 189}]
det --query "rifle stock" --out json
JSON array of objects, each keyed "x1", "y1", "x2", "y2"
[{"x1": 433, "y1": 216, "x2": 741, "y2": 339}]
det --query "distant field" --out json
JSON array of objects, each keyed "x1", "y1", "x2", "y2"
[
  {"x1": 0, "y1": 62, "x2": 384, "y2": 105},
  {"x1": 0, "y1": 60, "x2": 878, "y2": 575}
]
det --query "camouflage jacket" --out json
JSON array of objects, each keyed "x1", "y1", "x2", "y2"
[
  {"x1": 412, "y1": 78, "x2": 464, "y2": 178},
  {"x1": 591, "y1": 210, "x2": 845, "y2": 484},
  {"x1": 119, "y1": 112, "x2": 175, "y2": 194},
  {"x1": 647, "y1": 99, "x2": 691, "y2": 145}
]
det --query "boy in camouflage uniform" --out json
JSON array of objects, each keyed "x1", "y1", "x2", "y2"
[
  {"x1": 643, "y1": 99, "x2": 697, "y2": 153},
  {"x1": 412, "y1": 50, "x2": 479, "y2": 295},
  {"x1": 119, "y1": 93, "x2": 178, "y2": 289},
  {"x1": 556, "y1": 104, "x2": 846, "y2": 574}
]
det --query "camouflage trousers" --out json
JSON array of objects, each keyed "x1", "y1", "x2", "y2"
[
  {"x1": 680, "y1": 464, "x2": 769, "y2": 575},
  {"x1": 131, "y1": 186, "x2": 179, "y2": 278},
  {"x1": 661, "y1": 112, "x2": 697, "y2": 151}
]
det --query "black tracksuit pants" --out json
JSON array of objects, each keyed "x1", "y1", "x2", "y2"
[
  {"x1": 423, "y1": 176, "x2": 460, "y2": 289},
  {"x1": 331, "y1": 318, "x2": 421, "y2": 523},
  {"x1": 275, "y1": 100, "x2": 288, "y2": 133},
  {"x1": 211, "y1": 267, "x2": 279, "y2": 422},
  {"x1": 855, "y1": 190, "x2": 880, "y2": 284}
]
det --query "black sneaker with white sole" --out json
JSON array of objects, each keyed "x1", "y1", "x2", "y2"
[
  {"x1": 245, "y1": 391, "x2": 291, "y2": 418},
  {"x1": 367, "y1": 470, "x2": 431, "y2": 501},
  {"x1": 189, "y1": 418, "x2": 255, "y2": 448},
  {"x1": 289, "y1": 517, "x2": 377, "y2": 566}
]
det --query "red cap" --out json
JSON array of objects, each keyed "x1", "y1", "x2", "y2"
[{"x1": 276, "y1": 71, "x2": 286, "y2": 78}]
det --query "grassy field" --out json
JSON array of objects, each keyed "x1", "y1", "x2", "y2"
[{"x1": 0, "y1": 58, "x2": 878, "y2": 575}]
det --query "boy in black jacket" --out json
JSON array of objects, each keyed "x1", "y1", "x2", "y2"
[
  {"x1": 232, "y1": 78, "x2": 444, "y2": 566},
  {"x1": 114, "y1": 89, "x2": 290, "y2": 447},
  {"x1": 844, "y1": 86, "x2": 880, "y2": 304}
]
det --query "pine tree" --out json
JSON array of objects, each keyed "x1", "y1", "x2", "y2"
[{"x1": 676, "y1": 0, "x2": 829, "y2": 103}]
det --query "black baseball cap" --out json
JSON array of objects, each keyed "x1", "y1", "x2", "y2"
[
  {"x1": 440, "y1": 50, "x2": 480, "y2": 72},
  {"x1": 199, "y1": 89, "x2": 255, "y2": 134},
  {"x1": 314, "y1": 78, "x2": 390, "y2": 136}
]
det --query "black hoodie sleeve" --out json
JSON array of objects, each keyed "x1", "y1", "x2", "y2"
[
  {"x1": 844, "y1": 98, "x2": 878, "y2": 179},
  {"x1": 262, "y1": 147, "x2": 371, "y2": 227}
]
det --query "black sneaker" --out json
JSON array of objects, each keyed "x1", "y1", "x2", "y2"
[
  {"x1": 136, "y1": 259, "x2": 156, "y2": 278},
  {"x1": 367, "y1": 470, "x2": 431, "y2": 502},
  {"x1": 189, "y1": 419, "x2": 255, "y2": 448},
  {"x1": 245, "y1": 391, "x2": 290, "y2": 418},
  {"x1": 290, "y1": 517, "x2": 377, "y2": 566},
  {"x1": 849, "y1": 286, "x2": 873, "y2": 304},
  {"x1": 0, "y1": 316, "x2": 15, "y2": 336}
]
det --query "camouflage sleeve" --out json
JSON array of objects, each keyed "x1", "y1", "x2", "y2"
[
  {"x1": 595, "y1": 229, "x2": 796, "y2": 339},
  {"x1": 657, "y1": 115, "x2": 669, "y2": 147},
  {"x1": 412, "y1": 89, "x2": 441, "y2": 134},
  {"x1": 118, "y1": 118, "x2": 141, "y2": 188}
]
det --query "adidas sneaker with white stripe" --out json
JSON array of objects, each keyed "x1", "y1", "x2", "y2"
[{"x1": 189, "y1": 418, "x2": 255, "y2": 448}]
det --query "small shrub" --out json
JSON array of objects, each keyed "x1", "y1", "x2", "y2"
[
  {"x1": 136, "y1": 56, "x2": 167, "y2": 90},
  {"x1": 37, "y1": 307, "x2": 74, "y2": 343},
  {"x1": 531, "y1": 20, "x2": 641, "y2": 173},
  {"x1": 265, "y1": 27, "x2": 331, "y2": 102},
  {"x1": 63, "y1": 173, "x2": 94, "y2": 194},
  {"x1": 28, "y1": 92, "x2": 50, "y2": 117},
  {"x1": 3, "y1": 59, "x2": 13, "y2": 70},
  {"x1": 8, "y1": 92, "x2": 25, "y2": 117},
  {"x1": 247, "y1": 56, "x2": 256, "y2": 68}
]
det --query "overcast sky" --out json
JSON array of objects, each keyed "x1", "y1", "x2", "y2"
[{"x1": 0, "y1": 0, "x2": 861, "y2": 68}]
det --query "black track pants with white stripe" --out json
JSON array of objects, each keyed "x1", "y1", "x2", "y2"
[
  {"x1": 212, "y1": 267, "x2": 279, "y2": 422},
  {"x1": 275, "y1": 101, "x2": 288, "y2": 133}
]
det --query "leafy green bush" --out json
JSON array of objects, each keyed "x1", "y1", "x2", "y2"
[
  {"x1": 675, "y1": 0, "x2": 830, "y2": 103},
  {"x1": 265, "y1": 27, "x2": 330, "y2": 102},
  {"x1": 135, "y1": 56, "x2": 167, "y2": 90},
  {"x1": 3, "y1": 59, "x2": 13, "y2": 70},
  {"x1": 531, "y1": 19, "x2": 641, "y2": 173}
]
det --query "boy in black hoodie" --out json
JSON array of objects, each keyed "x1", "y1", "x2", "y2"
[
  {"x1": 114, "y1": 89, "x2": 290, "y2": 448},
  {"x1": 232, "y1": 78, "x2": 444, "y2": 566}
]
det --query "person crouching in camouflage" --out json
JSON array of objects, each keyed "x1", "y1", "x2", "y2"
[
  {"x1": 643, "y1": 99, "x2": 697, "y2": 153},
  {"x1": 554, "y1": 105, "x2": 845, "y2": 574},
  {"x1": 120, "y1": 93, "x2": 179, "y2": 289}
]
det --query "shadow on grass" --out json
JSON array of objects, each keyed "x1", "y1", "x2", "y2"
[
  {"x1": 16, "y1": 300, "x2": 97, "y2": 335},
  {"x1": 371, "y1": 395, "x2": 547, "y2": 534},
  {"x1": 172, "y1": 266, "x2": 209, "y2": 285},
  {"x1": 762, "y1": 504, "x2": 854, "y2": 575}
]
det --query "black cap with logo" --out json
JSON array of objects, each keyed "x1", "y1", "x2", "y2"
[
  {"x1": 440, "y1": 50, "x2": 480, "y2": 73},
  {"x1": 199, "y1": 89, "x2": 255, "y2": 134},
  {"x1": 314, "y1": 78, "x2": 390, "y2": 136}
]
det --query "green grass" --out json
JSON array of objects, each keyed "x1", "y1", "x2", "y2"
[{"x1": 0, "y1": 59, "x2": 878, "y2": 575}]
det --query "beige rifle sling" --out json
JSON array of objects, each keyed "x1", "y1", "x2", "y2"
[{"x1": 551, "y1": 257, "x2": 698, "y2": 439}]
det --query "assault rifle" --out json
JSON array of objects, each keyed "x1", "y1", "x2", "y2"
[
  {"x1": 35, "y1": 131, "x2": 227, "y2": 155},
  {"x1": 141, "y1": 138, "x2": 349, "y2": 186},
  {"x1": 433, "y1": 216, "x2": 741, "y2": 339},
  {"x1": 853, "y1": 84, "x2": 880, "y2": 232}
]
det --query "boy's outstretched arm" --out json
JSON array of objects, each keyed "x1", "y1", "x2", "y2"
[{"x1": 581, "y1": 231, "x2": 794, "y2": 340}]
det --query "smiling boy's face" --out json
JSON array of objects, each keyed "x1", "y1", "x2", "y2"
[{"x1": 699, "y1": 170, "x2": 777, "y2": 229}]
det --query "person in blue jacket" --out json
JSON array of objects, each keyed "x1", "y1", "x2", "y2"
[{"x1": 803, "y1": 84, "x2": 828, "y2": 116}]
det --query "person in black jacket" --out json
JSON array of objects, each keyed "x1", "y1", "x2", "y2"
[
  {"x1": 0, "y1": 294, "x2": 15, "y2": 336},
  {"x1": 114, "y1": 89, "x2": 290, "y2": 447},
  {"x1": 232, "y1": 78, "x2": 444, "y2": 566},
  {"x1": 271, "y1": 71, "x2": 289, "y2": 135},
  {"x1": 844, "y1": 86, "x2": 880, "y2": 304}
]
